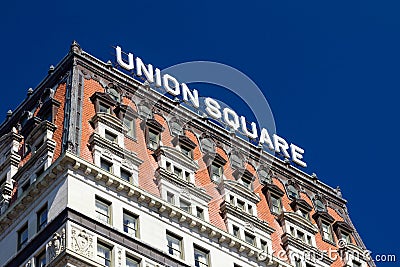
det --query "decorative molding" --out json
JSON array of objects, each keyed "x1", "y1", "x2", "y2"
[
  {"x1": 70, "y1": 227, "x2": 94, "y2": 258},
  {"x1": 47, "y1": 227, "x2": 66, "y2": 263}
]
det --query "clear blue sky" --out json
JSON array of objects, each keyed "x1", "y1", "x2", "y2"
[{"x1": 1, "y1": 1, "x2": 397, "y2": 264}]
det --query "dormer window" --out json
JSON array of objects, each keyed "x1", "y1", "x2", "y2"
[
  {"x1": 145, "y1": 119, "x2": 163, "y2": 150},
  {"x1": 287, "y1": 184, "x2": 299, "y2": 200},
  {"x1": 314, "y1": 198, "x2": 326, "y2": 212},
  {"x1": 115, "y1": 104, "x2": 139, "y2": 140},
  {"x1": 312, "y1": 210, "x2": 335, "y2": 244},
  {"x1": 204, "y1": 153, "x2": 227, "y2": 183},
  {"x1": 200, "y1": 137, "x2": 215, "y2": 153},
  {"x1": 172, "y1": 135, "x2": 197, "y2": 160},
  {"x1": 290, "y1": 198, "x2": 312, "y2": 221},
  {"x1": 233, "y1": 169, "x2": 255, "y2": 190},
  {"x1": 138, "y1": 102, "x2": 153, "y2": 119},
  {"x1": 229, "y1": 152, "x2": 243, "y2": 169},
  {"x1": 90, "y1": 92, "x2": 117, "y2": 115},
  {"x1": 37, "y1": 90, "x2": 61, "y2": 124},
  {"x1": 262, "y1": 183, "x2": 285, "y2": 216},
  {"x1": 257, "y1": 167, "x2": 272, "y2": 184},
  {"x1": 333, "y1": 221, "x2": 354, "y2": 245},
  {"x1": 106, "y1": 85, "x2": 121, "y2": 102}
]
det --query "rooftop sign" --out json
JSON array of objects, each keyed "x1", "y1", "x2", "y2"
[{"x1": 115, "y1": 46, "x2": 307, "y2": 168}]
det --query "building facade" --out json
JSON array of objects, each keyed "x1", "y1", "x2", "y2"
[{"x1": 0, "y1": 42, "x2": 373, "y2": 267}]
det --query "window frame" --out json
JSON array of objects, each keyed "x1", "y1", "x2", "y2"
[
  {"x1": 100, "y1": 158, "x2": 113, "y2": 173},
  {"x1": 37, "y1": 204, "x2": 48, "y2": 232},
  {"x1": 35, "y1": 249, "x2": 46, "y2": 267},
  {"x1": 194, "y1": 245, "x2": 210, "y2": 267},
  {"x1": 95, "y1": 197, "x2": 111, "y2": 224},
  {"x1": 321, "y1": 220, "x2": 334, "y2": 242},
  {"x1": 97, "y1": 241, "x2": 112, "y2": 267},
  {"x1": 123, "y1": 210, "x2": 139, "y2": 238},
  {"x1": 17, "y1": 223, "x2": 28, "y2": 250},
  {"x1": 166, "y1": 231, "x2": 184, "y2": 259},
  {"x1": 270, "y1": 194, "x2": 282, "y2": 215}
]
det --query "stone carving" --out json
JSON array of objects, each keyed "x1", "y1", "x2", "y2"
[
  {"x1": 71, "y1": 227, "x2": 94, "y2": 258},
  {"x1": 244, "y1": 222, "x2": 255, "y2": 232},
  {"x1": 102, "y1": 149, "x2": 114, "y2": 160},
  {"x1": 180, "y1": 188, "x2": 192, "y2": 200},
  {"x1": 122, "y1": 158, "x2": 135, "y2": 169},
  {"x1": 47, "y1": 228, "x2": 66, "y2": 262},
  {"x1": 117, "y1": 247, "x2": 122, "y2": 267},
  {"x1": 24, "y1": 259, "x2": 32, "y2": 267}
]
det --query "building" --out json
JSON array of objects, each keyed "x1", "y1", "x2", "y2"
[{"x1": 0, "y1": 41, "x2": 373, "y2": 267}]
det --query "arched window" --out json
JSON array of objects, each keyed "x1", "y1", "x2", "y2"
[
  {"x1": 107, "y1": 87, "x2": 121, "y2": 102},
  {"x1": 287, "y1": 184, "x2": 299, "y2": 199},
  {"x1": 315, "y1": 199, "x2": 326, "y2": 212}
]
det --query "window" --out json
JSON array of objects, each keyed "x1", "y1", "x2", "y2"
[
  {"x1": 95, "y1": 197, "x2": 111, "y2": 224},
  {"x1": 297, "y1": 231, "x2": 305, "y2": 242},
  {"x1": 18, "y1": 224, "x2": 28, "y2": 250},
  {"x1": 99, "y1": 103, "x2": 111, "y2": 114},
  {"x1": 287, "y1": 184, "x2": 298, "y2": 199},
  {"x1": 244, "y1": 232, "x2": 255, "y2": 245},
  {"x1": 295, "y1": 258, "x2": 301, "y2": 267},
  {"x1": 290, "y1": 227, "x2": 295, "y2": 236},
  {"x1": 120, "y1": 169, "x2": 132, "y2": 182},
  {"x1": 167, "y1": 232, "x2": 183, "y2": 258},
  {"x1": 21, "y1": 181, "x2": 31, "y2": 193},
  {"x1": 100, "y1": 159, "x2": 113, "y2": 173},
  {"x1": 37, "y1": 205, "x2": 48, "y2": 231},
  {"x1": 270, "y1": 194, "x2": 282, "y2": 214},
  {"x1": 353, "y1": 261, "x2": 362, "y2": 267},
  {"x1": 210, "y1": 163, "x2": 223, "y2": 182},
  {"x1": 35, "y1": 166, "x2": 45, "y2": 178},
  {"x1": 126, "y1": 255, "x2": 140, "y2": 267},
  {"x1": 148, "y1": 129, "x2": 160, "y2": 150},
  {"x1": 299, "y1": 208, "x2": 310, "y2": 220},
  {"x1": 237, "y1": 199, "x2": 245, "y2": 211},
  {"x1": 196, "y1": 207, "x2": 204, "y2": 219},
  {"x1": 124, "y1": 117, "x2": 135, "y2": 139},
  {"x1": 97, "y1": 242, "x2": 112, "y2": 267},
  {"x1": 321, "y1": 221, "x2": 333, "y2": 242},
  {"x1": 232, "y1": 225, "x2": 240, "y2": 238},
  {"x1": 174, "y1": 167, "x2": 183, "y2": 179},
  {"x1": 194, "y1": 246, "x2": 209, "y2": 267},
  {"x1": 241, "y1": 176, "x2": 252, "y2": 190},
  {"x1": 306, "y1": 235, "x2": 312, "y2": 245},
  {"x1": 167, "y1": 192, "x2": 175, "y2": 204},
  {"x1": 181, "y1": 145, "x2": 193, "y2": 159},
  {"x1": 341, "y1": 232, "x2": 352, "y2": 244},
  {"x1": 105, "y1": 130, "x2": 118, "y2": 143},
  {"x1": 123, "y1": 211, "x2": 138, "y2": 237},
  {"x1": 180, "y1": 199, "x2": 191, "y2": 213},
  {"x1": 315, "y1": 199, "x2": 326, "y2": 212},
  {"x1": 36, "y1": 250, "x2": 46, "y2": 267},
  {"x1": 184, "y1": 172, "x2": 191, "y2": 183},
  {"x1": 260, "y1": 239, "x2": 268, "y2": 252},
  {"x1": 306, "y1": 263, "x2": 314, "y2": 267},
  {"x1": 229, "y1": 195, "x2": 235, "y2": 205},
  {"x1": 247, "y1": 204, "x2": 253, "y2": 215}
]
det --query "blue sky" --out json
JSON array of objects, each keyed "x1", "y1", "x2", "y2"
[{"x1": 1, "y1": 1, "x2": 398, "y2": 264}]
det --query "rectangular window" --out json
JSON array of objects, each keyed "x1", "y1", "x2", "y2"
[
  {"x1": 95, "y1": 197, "x2": 111, "y2": 224},
  {"x1": 124, "y1": 117, "x2": 136, "y2": 139},
  {"x1": 181, "y1": 145, "x2": 193, "y2": 159},
  {"x1": 194, "y1": 245, "x2": 209, "y2": 267},
  {"x1": 321, "y1": 221, "x2": 333, "y2": 242},
  {"x1": 148, "y1": 129, "x2": 160, "y2": 150},
  {"x1": 99, "y1": 103, "x2": 111, "y2": 114},
  {"x1": 237, "y1": 199, "x2": 245, "y2": 211},
  {"x1": 210, "y1": 164, "x2": 223, "y2": 182},
  {"x1": 260, "y1": 239, "x2": 268, "y2": 252},
  {"x1": 21, "y1": 181, "x2": 31, "y2": 193},
  {"x1": 174, "y1": 167, "x2": 183, "y2": 179},
  {"x1": 232, "y1": 225, "x2": 240, "y2": 238},
  {"x1": 299, "y1": 208, "x2": 310, "y2": 220},
  {"x1": 166, "y1": 162, "x2": 172, "y2": 172},
  {"x1": 167, "y1": 192, "x2": 175, "y2": 205},
  {"x1": 100, "y1": 159, "x2": 113, "y2": 173},
  {"x1": 167, "y1": 232, "x2": 183, "y2": 259},
  {"x1": 352, "y1": 261, "x2": 362, "y2": 267},
  {"x1": 180, "y1": 199, "x2": 191, "y2": 213},
  {"x1": 35, "y1": 166, "x2": 45, "y2": 178},
  {"x1": 18, "y1": 224, "x2": 28, "y2": 250},
  {"x1": 270, "y1": 194, "x2": 282, "y2": 214},
  {"x1": 295, "y1": 258, "x2": 302, "y2": 267},
  {"x1": 196, "y1": 207, "x2": 204, "y2": 219},
  {"x1": 247, "y1": 204, "x2": 253, "y2": 215},
  {"x1": 36, "y1": 250, "x2": 46, "y2": 267},
  {"x1": 97, "y1": 242, "x2": 112, "y2": 267},
  {"x1": 341, "y1": 232, "x2": 352, "y2": 244},
  {"x1": 297, "y1": 231, "x2": 305, "y2": 242},
  {"x1": 105, "y1": 130, "x2": 118, "y2": 143},
  {"x1": 120, "y1": 169, "x2": 132, "y2": 182},
  {"x1": 244, "y1": 232, "x2": 255, "y2": 245},
  {"x1": 37, "y1": 205, "x2": 48, "y2": 232},
  {"x1": 229, "y1": 195, "x2": 235, "y2": 205},
  {"x1": 126, "y1": 255, "x2": 141, "y2": 267},
  {"x1": 307, "y1": 235, "x2": 312, "y2": 245},
  {"x1": 123, "y1": 211, "x2": 138, "y2": 237},
  {"x1": 185, "y1": 172, "x2": 191, "y2": 183},
  {"x1": 241, "y1": 177, "x2": 252, "y2": 189}
]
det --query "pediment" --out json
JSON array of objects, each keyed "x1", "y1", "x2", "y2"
[
  {"x1": 154, "y1": 146, "x2": 199, "y2": 171},
  {"x1": 279, "y1": 212, "x2": 319, "y2": 234},
  {"x1": 219, "y1": 179, "x2": 260, "y2": 203}
]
